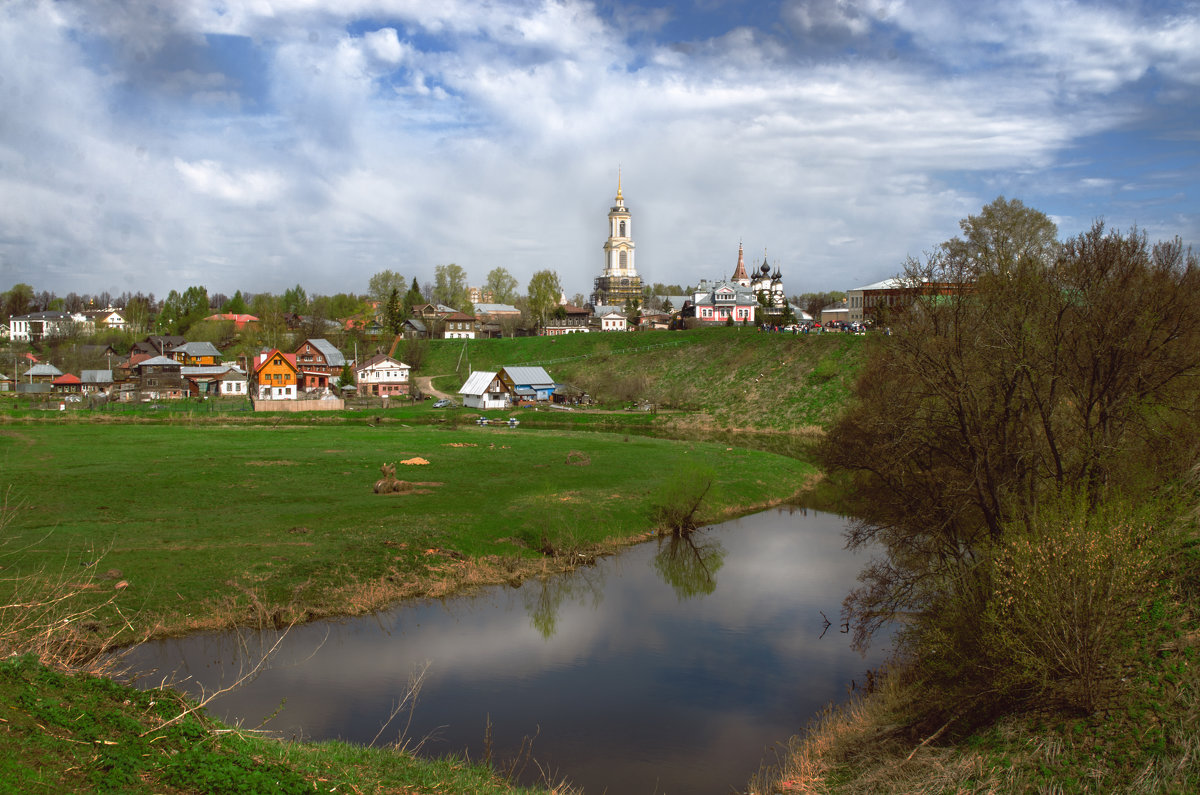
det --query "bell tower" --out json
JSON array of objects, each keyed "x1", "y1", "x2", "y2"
[{"x1": 591, "y1": 169, "x2": 644, "y2": 307}]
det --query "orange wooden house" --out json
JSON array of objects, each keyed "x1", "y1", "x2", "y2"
[{"x1": 252, "y1": 349, "x2": 299, "y2": 400}]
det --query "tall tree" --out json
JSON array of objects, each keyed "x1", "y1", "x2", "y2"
[
  {"x1": 221, "y1": 291, "x2": 250, "y2": 315},
  {"x1": 368, "y1": 270, "x2": 406, "y2": 306},
  {"x1": 526, "y1": 270, "x2": 562, "y2": 329},
  {"x1": 433, "y1": 263, "x2": 471, "y2": 311},
  {"x1": 484, "y1": 267, "x2": 519, "y2": 304},
  {"x1": 156, "y1": 286, "x2": 210, "y2": 335},
  {"x1": 3, "y1": 283, "x2": 34, "y2": 317},
  {"x1": 403, "y1": 277, "x2": 423, "y2": 317},
  {"x1": 383, "y1": 287, "x2": 403, "y2": 336},
  {"x1": 282, "y1": 284, "x2": 308, "y2": 315}
]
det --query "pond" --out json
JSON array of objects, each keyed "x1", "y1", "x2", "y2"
[{"x1": 122, "y1": 507, "x2": 889, "y2": 794}]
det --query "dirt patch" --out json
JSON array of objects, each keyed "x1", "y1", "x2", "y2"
[
  {"x1": 0, "y1": 429, "x2": 36, "y2": 446},
  {"x1": 443, "y1": 443, "x2": 477, "y2": 448},
  {"x1": 564, "y1": 450, "x2": 591, "y2": 466},
  {"x1": 399, "y1": 457, "x2": 430, "y2": 465}
]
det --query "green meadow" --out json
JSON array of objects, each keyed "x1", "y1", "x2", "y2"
[{"x1": 0, "y1": 422, "x2": 815, "y2": 645}]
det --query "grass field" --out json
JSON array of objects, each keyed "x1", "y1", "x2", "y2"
[{"x1": 0, "y1": 422, "x2": 816, "y2": 646}]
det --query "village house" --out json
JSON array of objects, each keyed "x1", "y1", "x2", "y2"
[
  {"x1": 81, "y1": 307, "x2": 127, "y2": 332},
  {"x1": 216, "y1": 367, "x2": 249, "y2": 397},
  {"x1": 131, "y1": 336, "x2": 186, "y2": 358},
  {"x1": 498, "y1": 365, "x2": 557, "y2": 403},
  {"x1": 441, "y1": 312, "x2": 479, "y2": 340},
  {"x1": 294, "y1": 338, "x2": 346, "y2": 392},
  {"x1": 51, "y1": 373, "x2": 82, "y2": 397},
  {"x1": 596, "y1": 311, "x2": 628, "y2": 332},
  {"x1": 458, "y1": 371, "x2": 511, "y2": 409},
  {"x1": 354, "y1": 354, "x2": 411, "y2": 398},
  {"x1": 253, "y1": 349, "x2": 299, "y2": 400},
  {"x1": 170, "y1": 341, "x2": 223, "y2": 366},
  {"x1": 79, "y1": 369, "x2": 115, "y2": 397},
  {"x1": 22, "y1": 362, "x2": 63, "y2": 384},
  {"x1": 182, "y1": 365, "x2": 246, "y2": 398},
  {"x1": 135, "y1": 355, "x2": 185, "y2": 401},
  {"x1": 542, "y1": 303, "x2": 592, "y2": 336}
]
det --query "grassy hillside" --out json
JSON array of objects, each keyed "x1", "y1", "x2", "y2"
[{"x1": 405, "y1": 327, "x2": 866, "y2": 432}]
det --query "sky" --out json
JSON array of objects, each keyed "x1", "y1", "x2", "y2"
[{"x1": 1, "y1": 0, "x2": 1197, "y2": 303}]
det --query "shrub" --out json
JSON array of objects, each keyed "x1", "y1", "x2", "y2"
[
  {"x1": 983, "y1": 497, "x2": 1160, "y2": 712},
  {"x1": 649, "y1": 463, "x2": 716, "y2": 535}
]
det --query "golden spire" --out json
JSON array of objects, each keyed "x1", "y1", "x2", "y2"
[{"x1": 616, "y1": 166, "x2": 623, "y2": 202}]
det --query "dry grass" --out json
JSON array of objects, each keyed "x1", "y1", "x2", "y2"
[{"x1": 0, "y1": 491, "x2": 139, "y2": 674}]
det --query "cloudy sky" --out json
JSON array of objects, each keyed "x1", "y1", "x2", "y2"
[{"x1": 1, "y1": 0, "x2": 1197, "y2": 302}]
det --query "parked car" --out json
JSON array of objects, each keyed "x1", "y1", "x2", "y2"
[{"x1": 433, "y1": 398, "x2": 453, "y2": 408}]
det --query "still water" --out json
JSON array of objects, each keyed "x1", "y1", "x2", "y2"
[{"x1": 122, "y1": 508, "x2": 888, "y2": 794}]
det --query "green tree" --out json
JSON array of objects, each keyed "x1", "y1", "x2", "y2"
[
  {"x1": 282, "y1": 284, "x2": 308, "y2": 315},
  {"x1": 383, "y1": 287, "x2": 403, "y2": 337},
  {"x1": 403, "y1": 277, "x2": 423, "y2": 317},
  {"x1": 484, "y1": 267, "x2": 518, "y2": 304},
  {"x1": 526, "y1": 270, "x2": 562, "y2": 329},
  {"x1": 156, "y1": 286, "x2": 210, "y2": 335},
  {"x1": 221, "y1": 291, "x2": 250, "y2": 315},
  {"x1": 3, "y1": 283, "x2": 34, "y2": 317},
  {"x1": 941, "y1": 195, "x2": 1058, "y2": 274},
  {"x1": 433, "y1": 263, "x2": 471, "y2": 311},
  {"x1": 368, "y1": 270, "x2": 406, "y2": 307}
]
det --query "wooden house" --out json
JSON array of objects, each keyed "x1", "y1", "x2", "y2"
[
  {"x1": 442, "y1": 312, "x2": 479, "y2": 340},
  {"x1": 135, "y1": 355, "x2": 185, "y2": 400},
  {"x1": 498, "y1": 366, "x2": 556, "y2": 403},
  {"x1": 253, "y1": 349, "x2": 299, "y2": 400},
  {"x1": 132, "y1": 336, "x2": 186, "y2": 358},
  {"x1": 51, "y1": 373, "x2": 82, "y2": 395},
  {"x1": 170, "y1": 341, "x2": 223, "y2": 366},
  {"x1": 22, "y1": 363, "x2": 63, "y2": 384},
  {"x1": 294, "y1": 339, "x2": 346, "y2": 391},
  {"x1": 79, "y1": 370, "x2": 115, "y2": 396}
]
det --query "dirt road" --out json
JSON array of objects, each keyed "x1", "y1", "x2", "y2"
[{"x1": 415, "y1": 375, "x2": 453, "y2": 400}]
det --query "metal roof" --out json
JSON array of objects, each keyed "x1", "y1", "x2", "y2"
[
  {"x1": 501, "y1": 366, "x2": 554, "y2": 387},
  {"x1": 170, "y1": 341, "x2": 222, "y2": 357},
  {"x1": 306, "y1": 338, "x2": 346, "y2": 366},
  {"x1": 23, "y1": 363, "x2": 63, "y2": 377},
  {"x1": 459, "y1": 370, "x2": 500, "y2": 396},
  {"x1": 80, "y1": 369, "x2": 114, "y2": 384},
  {"x1": 137, "y1": 355, "x2": 179, "y2": 367}
]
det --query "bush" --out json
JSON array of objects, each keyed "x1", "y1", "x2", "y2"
[
  {"x1": 649, "y1": 463, "x2": 716, "y2": 535},
  {"x1": 983, "y1": 498, "x2": 1159, "y2": 712}
]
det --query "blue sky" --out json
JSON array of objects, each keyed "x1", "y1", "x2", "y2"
[{"x1": 1, "y1": 0, "x2": 1197, "y2": 301}]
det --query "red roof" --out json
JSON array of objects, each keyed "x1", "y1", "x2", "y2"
[
  {"x1": 52, "y1": 373, "x2": 81, "y2": 385},
  {"x1": 206, "y1": 313, "x2": 259, "y2": 329}
]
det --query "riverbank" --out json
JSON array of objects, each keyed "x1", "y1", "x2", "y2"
[{"x1": 0, "y1": 421, "x2": 822, "y2": 791}]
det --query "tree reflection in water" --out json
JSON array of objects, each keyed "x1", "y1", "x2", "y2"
[
  {"x1": 523, "y1": 564, "x2": 608, "y2": 639},
  {"x1": 652, "y1": 532, "x2": 726, "y2": 600}
]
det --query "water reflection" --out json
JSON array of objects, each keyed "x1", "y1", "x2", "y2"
[
  {"x1": 652, "y1": 532, "x2": 726, "y2": 599},
  {"x1": 122, "y1": 507, "x2": 888, "y2": 795},
  {"x1": 523, "y1": 564, "x2": 606, "y2": 639}
]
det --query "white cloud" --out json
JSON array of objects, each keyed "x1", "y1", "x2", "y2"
[
  {"x1": 0, "y1": 0, "x2": 1196, "y2": 299},
  {"x1": 363, "y1": 27, "x2": 406, "y2": 64},
  {"x1": 173, "y1": 158, "x2": 285, "y2": 204}
]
